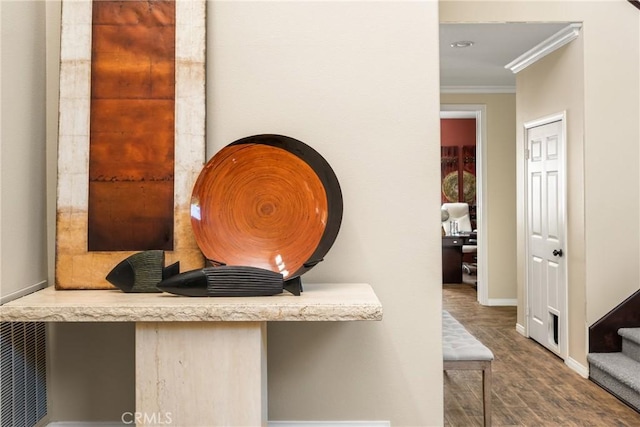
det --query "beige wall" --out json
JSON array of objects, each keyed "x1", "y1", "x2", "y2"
[
  {"x1": 441, "y1": 93, "x2": 517, "y2": 302},
  {"x1": 0, "y1": 0, "x2": 48, "y2": 301},
  {"x1": 45, "y1": 1, "x2": 444, "y2": 425},
  {"x1": 207, "y1": 2, "x2": 442, "y2": 424},
  {"x1": 516, "y1": 35, "x2": 586, "y2": 365},
  {"x1": 49, "y1": 323, "x2": 136, "y2": 421},
  {"x1": 441, "y1": 0, "x2": 640, "y2": 367}
]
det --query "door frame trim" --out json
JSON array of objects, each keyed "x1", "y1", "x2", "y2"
[
  {"x1": 523, "y1": 111, "x2": 569, "y2": 360},
  {"x1": 440, "y1": 104, "x2": 488, "y2": 305}
]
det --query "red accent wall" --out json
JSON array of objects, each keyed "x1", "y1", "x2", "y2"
[
  {"x1": 440, "y1": 118, "x2": 477, "y2": 209},
  {"x1": 441, "y1": 118, "x2": 476, "y2": 146}
]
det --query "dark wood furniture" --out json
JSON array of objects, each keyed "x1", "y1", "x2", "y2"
[
  {"x1": 442, "y1": 235, "x2": 465, "y2": 283},
  {"x1": 442, "y1": 233, "x2": 477, "y2": 284}
]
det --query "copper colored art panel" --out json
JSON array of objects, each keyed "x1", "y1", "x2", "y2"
[
  {"x1": 88, "y1": 0, "x2": 175, "y2": 251},
  {"x1": 55, "y1": 0, "x2": 206, "y2": 289}
]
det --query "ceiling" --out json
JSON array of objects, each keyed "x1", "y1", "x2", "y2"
[{"x1": 440, "y1": 23, "x2": 571, "y2": 90}]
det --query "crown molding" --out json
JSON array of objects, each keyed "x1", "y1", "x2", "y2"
[
  {"x1": 440, "y1": 85, "x2": 515, "y2": 94},
  {"x1": 505, "y1": 23, "x2": 582, "y2": 74},
  {"x1": 440, "y1": 111, "x2": 477, "y2": 119}
]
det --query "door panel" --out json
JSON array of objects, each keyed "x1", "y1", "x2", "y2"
[
  {"x1": 547, "y1": 172, "x2": 559, "y2": 239},
  {"x1": 530, "y1": 255, "x2": 545, "y2": 332},
  {"x1": 531, "y1": 172, "x2": 542, "y2": 235},
  {"x1": 547, "y1": 259, "x2": 560, "y2": 312},
  {"x1": 526, "y1": 119, "x2": 566, "y2": 357}
]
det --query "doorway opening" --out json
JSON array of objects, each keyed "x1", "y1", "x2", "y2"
[
  {"x1": 439, "y1": 22, "x2": 575, "y2": 309},
  {"x1": 440, "y1": 105, "x2": 487, "y2": 305}
]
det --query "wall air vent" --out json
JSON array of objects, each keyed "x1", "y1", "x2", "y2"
[{"x1": 0, "y1": 322, "x2": 47, "y2": 427}]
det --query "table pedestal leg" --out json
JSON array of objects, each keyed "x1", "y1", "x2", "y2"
[{"x1": 136, "y1": 321, "x2": 267, "y2": 426}]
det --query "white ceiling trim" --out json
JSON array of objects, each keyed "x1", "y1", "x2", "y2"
[
  {"x1": 440, "y1": 85, "x2": 516, "y2": 94},
  {"x1": 505, "y1": 23, "x2": 582, "y2": 74},
  {"x1": 440, "y1": 111, "x2": 477, "y2": 119}
]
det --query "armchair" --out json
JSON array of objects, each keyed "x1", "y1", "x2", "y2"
[
  {"x1": 441, "y1": 203, "x2": 477, "y2": 279},
  {"x1": 441, "y1": 202, "x2": 473, "y2": 236}
]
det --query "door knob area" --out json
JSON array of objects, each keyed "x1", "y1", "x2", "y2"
[{"x1": 553, "y1": 249, "x2": 563, "y2": 257}]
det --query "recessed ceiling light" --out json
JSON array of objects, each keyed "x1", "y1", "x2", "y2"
[{"x1": 450, "y1": 40, "x2": 474, "y2": 48}]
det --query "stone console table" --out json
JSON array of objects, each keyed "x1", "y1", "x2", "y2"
[{"x1": 0, "y1": 283, "x2": 382, "y2": 426}]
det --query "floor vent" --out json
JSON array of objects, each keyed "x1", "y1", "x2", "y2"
[{"x1": 0, "y1": 322, "x2": 47, "y2": 427}]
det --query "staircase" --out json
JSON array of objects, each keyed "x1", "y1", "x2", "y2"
[{"x1": 588, "y1": 328, "x2": 640, "y2": 411}]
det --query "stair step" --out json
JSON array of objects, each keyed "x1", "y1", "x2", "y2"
[
  {"x1": 588, "y1": 352, "x2": 640, "y2": 411},
  {"x1": 619, "y1": 328, "x2": 640, "y2": 345},
  {"x1": 620, "y1": 328, "x2": 640, "y2": 363},
  {"x1": 588, "y1": 352, "x2": 640, "y2": 392}
]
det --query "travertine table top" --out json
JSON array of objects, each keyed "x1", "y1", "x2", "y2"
[{"x1": 0, "y1": 283, "x2": 382, "y2": 322}]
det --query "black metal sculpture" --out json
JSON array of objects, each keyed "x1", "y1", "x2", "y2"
[
  {"x1": 106, "y1": 251, "x2": 304, "y2": 296},
  {"x1": 106, "y1": 250, "x2": 179, "y2": 293},
  {"x1": 156, "y1": 265, "x2": 285, "y2": 297}
]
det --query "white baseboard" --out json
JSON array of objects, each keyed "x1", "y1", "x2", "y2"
[
  {"x1": 487, "y1": 298, "x2": 517, "y2": 306},
  {"x1": 47, "y1": 423, "x2": 125, "y2": 427},
  {"x1": 566, "y1": 357, "x2": 589, "y2": 378},
  {"x1": 270, "y1": 423, "x2": 390, "y2": 427},
  {"x1": 515, "y1": 323, "x2": 526, "y2": 336},
  {"x1": 49, "y1": 421, "x2": 391, "y2": 427}
]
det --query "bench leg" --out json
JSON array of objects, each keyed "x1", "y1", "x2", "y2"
[
  {"x1": 482, "y1": 364, "x2": 491, "y2": 427},
  {"x1": 443, "y1": 360, "x2": 492, "y2": 426}
]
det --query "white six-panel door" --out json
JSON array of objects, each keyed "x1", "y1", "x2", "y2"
[{"x1": 526, "y1": 117, "x2": 567, "y2": 358}]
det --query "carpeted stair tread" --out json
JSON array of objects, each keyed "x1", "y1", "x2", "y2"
[
  {"x1": 588, "y1": 352, "x2": 640, "y2": 393},
  {"x1": 619, "y1": 328, "x2": 640, "y2": 345},
  {"x1": 619, "y1": 328, "x2": 640, "y2": 364}
]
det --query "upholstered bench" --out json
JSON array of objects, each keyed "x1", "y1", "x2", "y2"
[{"x1": 443, "y1": 310, "x2": 494, "y2": 426}]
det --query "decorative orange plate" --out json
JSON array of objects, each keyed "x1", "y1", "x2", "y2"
[{"x1": 190, "y1": 135, "x2": 343, "y2": 279}]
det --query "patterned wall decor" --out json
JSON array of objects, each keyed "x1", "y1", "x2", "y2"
[
  {"x1": 440, "y1": 118, "x2": 477, "y2": 206},
  {"x1": 55, "y1": 0, "x2": 206, "y2": 289},
  {"x1": 440, "y1": 145, "x2": 476, "y2": 205}
]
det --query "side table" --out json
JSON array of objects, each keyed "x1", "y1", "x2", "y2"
[{"x1": 0, "y1": 283, "x2": 383, "y2": 426}]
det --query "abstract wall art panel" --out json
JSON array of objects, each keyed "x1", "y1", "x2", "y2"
[
  {"x1": 55, "y1": 0, "x2": 206, "y2": 289},
  {"x1": 88, "y1": 1, "x2": 175, "y2": 251}
]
